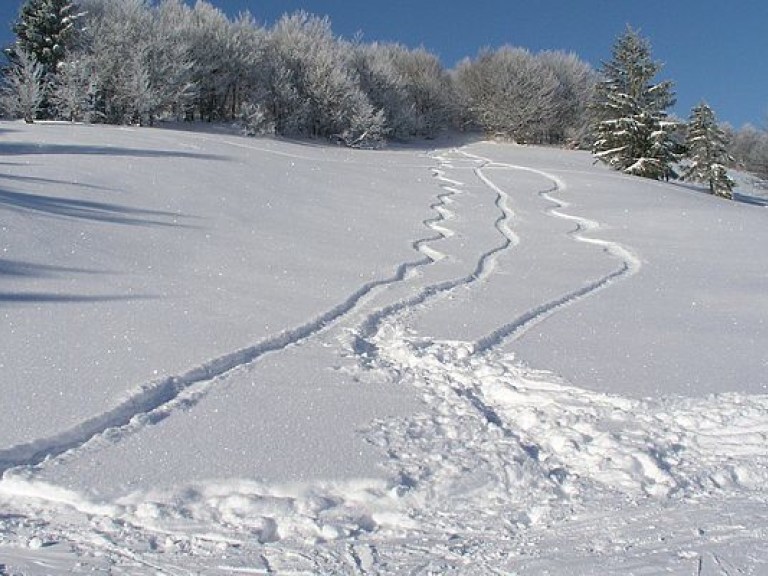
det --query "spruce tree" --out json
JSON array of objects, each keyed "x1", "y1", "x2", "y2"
[
  {"x1": 683, "y1": 102, "x2": 735, "y2": 199},
  {"x1": 592, "y1": 27, "x2": 679, "y2": 180},
  {"x1": 12, "y1": 0, "x2": 79, "y2": 74}
]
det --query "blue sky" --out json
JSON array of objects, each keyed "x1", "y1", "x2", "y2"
[{"x1": 1, "y1": 0, "x2": 766, "y2": 128}]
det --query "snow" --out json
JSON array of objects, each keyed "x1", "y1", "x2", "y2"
[{"x1": 1, "y1": 121, "x2": 767, "y2": 574}]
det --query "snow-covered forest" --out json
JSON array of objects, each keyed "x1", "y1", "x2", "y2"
[
  {"x1": 1, "y1": 0, "x2": 597, "y2": 148},
  {"x1": 5, "y1": 0, "x2": 768, "y2": 186},
  {"x1": 1, "y1": 0, "x2": 766, "y2": 187}
]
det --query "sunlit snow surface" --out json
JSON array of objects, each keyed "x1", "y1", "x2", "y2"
[{"x1": 1, "y1": 122, "x2": 767, "y2": 574}]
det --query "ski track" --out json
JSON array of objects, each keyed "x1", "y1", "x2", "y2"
[
  {"x1": 0, "y1": 153, "x2": 460, "y2": 476},
  {"x1": 458, "y1": 151, "x2": 642, "y2": 353},
  {"x1": 352, "y1": 148, "x2": 639, "y2": 360},
  {"x1": 0, "y1": 147, "x2": 501, "y2": 476},
  {"x1": 4, "y1": 143, "x2": 768, "y2": 574},
  {"x1": 349, "y1": 149, "x2": 520, "y2": 354}
]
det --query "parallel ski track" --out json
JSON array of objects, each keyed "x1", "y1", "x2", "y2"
[
  {"x1": 0, "y1": 151, "x2": 458, "y2": 475},
  {"x1": 465, "y1": 153, "x2": 642, "y2": 352},
  {"x1": 356, "y1": 149, "x2": 640, "y2": 358},
  {"x1": 0, "y1": 144, "x2": 641, "y2": 483},
  {"x1": 353, "y1": 150, "x2": 520, "y2": 348}
]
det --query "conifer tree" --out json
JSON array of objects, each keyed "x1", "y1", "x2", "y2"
[
  {"x1": 12, "y1": 0, "x2": 80, "y2": 74},
  {"x1": 591, "y1": 27, "x2": 679, "y2": 179},
  {"x1": 683, "y1": 102, "x2": 735, "y2": 199}
]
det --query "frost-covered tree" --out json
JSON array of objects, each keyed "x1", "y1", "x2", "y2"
[
  {"x1": 1, "y1": 48, "x2": 46, "y2": 122},
  {"x1": 12, "y1": 0, "x2": 80, "y2": 74},
  {"x1": 349, "y1": 42, "x2": 419, "y2": 140},
  {"x1": 139, "y1": 0, "x2": 197, "y2": 124},
  {"x1": 385, "y1": 45, "x2": 455, "y2": 138},
  {"x1": 728, "y1": 124, "x2": 768, "y2": 178},
  {"x1": 683, "y1": 102, "x2": 734, "y2": 199},
  {"x1": 591, "y1": 27, "x2": 679, "y2": 179},
  {"x1": 538, "y1": 50, "x2": 596, "y2": 145},
  {"x1": 258, "y1": 11, "x2": 386, "y2": 146},
  {"x1": 76, "y1": 0, "x2": 196, "y2": 125},
  {"x1": 75, "y1": 0, "x2": 147, "y2": 123},
  {"x1": 455, "y1": 46, "x2": 558, "y2": 142},
  {"x1": 49, "y1": 53, "x2": 98, "y2": 121},
  {"x1": 185, "y1": 1, "x2": 263, "y2": 122}
]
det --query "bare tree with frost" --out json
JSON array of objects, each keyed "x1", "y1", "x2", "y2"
[
  {"x1": 258, "y1": 11, "x2": 385, "y2": 146},
  {"x1": 1, "y1": 49, "x2": 46, "y2": 122},
  {"x1": 538, "y1": 50, "x2": 596, "y2": 145},
  {"x1": 386, "y1": 45, "x2": 455, "y2": 138},
  {"x1": 454, "y1": 47, "x2": 558, "y2": 142},
  {"x1": 727, "y1": 124, "x2": 768, "y2": 179},
  {"x1": 349, "y1": 42, "x2": 419, "y2": 141},
  {"x1": 49, "y1": 54, "x2": 98, "y2": 122}
]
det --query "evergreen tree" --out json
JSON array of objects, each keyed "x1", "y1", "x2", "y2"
[
  {"x1": 683, "y1": 102, "x2": 735, "y2": 199},
  {"x1": 591, "y1": 27, "x2": 679, "y2": 179},
  {"x1": 12, "y1": 0, "x2": 80, "y2": 74}
]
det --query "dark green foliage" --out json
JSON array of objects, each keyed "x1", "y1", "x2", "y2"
[
  {"x1": 683, "y1": 103, "x2": 735, "y2": 199},
  {"x1": 591, "y1": 27, "x2": 679, "y2": 179},
  {"x1": 12, "y1": 0, "x2": 79, "y2": 73}
]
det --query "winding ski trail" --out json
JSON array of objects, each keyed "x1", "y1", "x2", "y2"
[
  {"x1": 464, "y1": 152, "x2": 642, "y2": 352},
  {"x1": 3, "y1": 137, "x2": 768, "y2": 576},
  {"x1": 0, "y1": 156, "x2": 451, "y2": 476},
  {"x1": 350, "y1": 148, "x2": 641, "y2": 358}
]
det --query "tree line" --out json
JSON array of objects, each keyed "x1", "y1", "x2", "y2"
[
  {"x1": 0, "y1": 0, "x2": 595, "y2": 148},
  {"x1": 2, "y1": 0, "x2": 767, "y2": 197}
]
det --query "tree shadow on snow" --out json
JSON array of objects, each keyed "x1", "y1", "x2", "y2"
[
  {"x1": 733, "y1": 192, "x2": 768, "y2": 207},
  {"x1": 0, "y1": 258, "x2": 106, "y2": 278},
  {"x1": 0, "y1": 141, "x2": 226, "y2": 161},
  {"x1": 0, "y1": 171, "x2": 115, "y2": 192},
  {"x1": 0, "y1": 187, "x2": 193, "y2": 227},
  {"x1": 671, "y1": 181, "x2": 768, "y2": 207},
  {"x1": 0, "y1": 292, "x2": 156, "y2": 306},
  {"x1": 0, "y1": 258, "x2": 155, "y2": 306}
]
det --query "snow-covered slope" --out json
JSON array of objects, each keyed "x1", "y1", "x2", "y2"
[{"x1": 1, "y1": 122, "x2": 767, "y2": 574}]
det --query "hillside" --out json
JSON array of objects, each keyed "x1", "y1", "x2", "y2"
[{"x1": 1, "y1": 122, "x2": 767, "y2": 574}]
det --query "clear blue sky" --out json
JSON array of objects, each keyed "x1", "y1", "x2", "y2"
[{"x1": 2, "y1": 0, "x2": 766, "y2": 128}]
